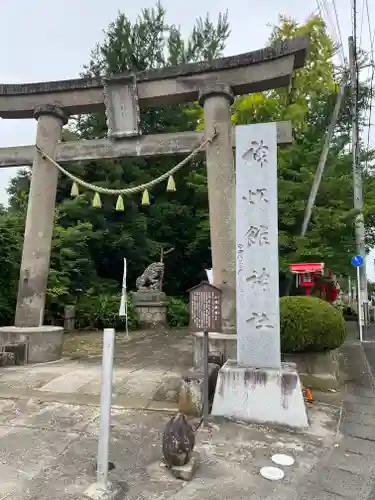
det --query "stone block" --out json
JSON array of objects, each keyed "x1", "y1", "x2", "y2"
[
  {"x1": 132, "y1": 291, "x2": 167, "y2": 305},
  {"x1": 193, "y1": 331, "x2": 236, "y2": 369},
  {"x1": 132, "y1": 291, "x2": 167, "y2": 328},
  {"x1": 104, "y1": 75, "x2": 140, "y2": 139},
  {"x1": 211, "y1": 359, "x2": 308, "y2": 428},
  {"x1": 194, "y1": 333, "x2": 340, "y2": 391},
  {"x1": 169, "y1": 452, "x2": 199, "y2": 481},
  {"x1": 64, "y1": 304, "x2": 76, "y2": 331},
  {"x1": 83, "y1": 481, "x2": 126, "y2": 500},
  {"x1": 0, "y1": 326, "x2": 63, "y2": 363},
  {"x1": 283, "y1": 349, "x2": 339, "y2": 391}
]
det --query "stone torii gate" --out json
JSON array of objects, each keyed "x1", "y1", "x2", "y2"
[{"x1": 0, "y1": 38, "x2": 307, "y2": 363}]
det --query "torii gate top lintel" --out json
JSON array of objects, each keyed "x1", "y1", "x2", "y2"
[{"x1": 0, "y1": 37, "x2": 308, "y2": 119}]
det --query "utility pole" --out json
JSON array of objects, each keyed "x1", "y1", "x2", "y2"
[
  {"x1": 301, "y1": 79, "x2": 347, "y2": 236},
  {"x1": 349, "y1": 35, "x2": 368, "y2": 325}
]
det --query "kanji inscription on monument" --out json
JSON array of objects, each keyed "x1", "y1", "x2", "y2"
[
  {"x1": 189, "y1": 282, "x2": 222, "y2": 332},
  {"x1": 236, "y1": 123, "x2": 281, "y2": 369}
]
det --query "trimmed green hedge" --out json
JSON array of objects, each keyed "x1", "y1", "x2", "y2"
[{"x1": 280, "y1": 295, "x2": 347, "y2": 353}]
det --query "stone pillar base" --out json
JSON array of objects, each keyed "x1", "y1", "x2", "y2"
[
  {"x1": 193, "y1": 333, "x2": 340, "y2": 391},
  {"x1": 212, "y1": 360, "x2": 308, "y2": 428},
  {"x1": 192, "y1": 331, "x2": 236, "y2": 369},
  {"x1": 0, "y1": 326, "x2": 64, "y2": 364},
  {"x1": 132, "y1": 291, "x2": 167, "y2": 328}
]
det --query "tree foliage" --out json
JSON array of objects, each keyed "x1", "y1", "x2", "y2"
[
  {"x1": 233, "y1": 15, "x2": 375, "y2": 281},
  {"x1": 4, "y1": 3, "x2": 231, "y2": 322},
  {"x1": 1, "y1": 8, "x2": 375, "y2": 325}
]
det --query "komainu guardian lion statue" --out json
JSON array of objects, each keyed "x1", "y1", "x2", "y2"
[
  {"x1": 136, "y1": 261, "x2": 164, "y2": 291},
  {"x1": 162, "y1": 412, "x2": 195, "y2": 468}
]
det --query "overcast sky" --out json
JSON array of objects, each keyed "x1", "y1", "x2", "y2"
[{"x1": 0, "y1": 0, "x2": 374, "y2": 277}]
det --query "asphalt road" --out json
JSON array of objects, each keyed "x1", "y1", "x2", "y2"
[{"x1": 363, "y1": 341, "x2": 375, "y2": 378}]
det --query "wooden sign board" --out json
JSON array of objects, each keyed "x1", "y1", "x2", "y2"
[{"x1": 188, "y1": 281, "x2": 222, "y2": 332}]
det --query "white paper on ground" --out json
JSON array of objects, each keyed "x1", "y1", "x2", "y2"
[
  {"x1": 259, "y1": 466, "x2": 284, "y2": 481},
  {"x1": 271, "y1": 453, "x2": 295, "y2": 466}
]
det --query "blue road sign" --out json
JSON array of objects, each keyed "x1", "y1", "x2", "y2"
[{"x1": 351, "y1": 255, "x2": 364, "y2": 267}]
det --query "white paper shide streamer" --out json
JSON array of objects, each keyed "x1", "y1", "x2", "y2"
[
  {"x1": 205, "y1": 268, "x2": 213, "y2": 284},
  {"x1": 119, "y1": 257, "x2": 129, "y2": 336}
]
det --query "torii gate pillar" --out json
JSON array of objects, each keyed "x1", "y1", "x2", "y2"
[
  {"x1": 15, "y1": 105, "x2": 67, "y2": 328},
  {"x1": 199, "y1": 84, "x2": 236, "y2": 334}
]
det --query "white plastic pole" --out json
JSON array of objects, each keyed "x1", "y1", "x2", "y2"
[
  {"x1": 123, "y1": 258, "x2": 128, "y2": 336},
  {"x1": 97, "y1": 328, "x2": 115, "y2": 487},
  {"x1": 119, "y1": 258, "x2": 129, "y2": 336},
  {"x1": 357, "y1": 266, "x2": 363, "y2": 342}
]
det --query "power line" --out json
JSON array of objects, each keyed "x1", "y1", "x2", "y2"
[
  {"x1": 359, "y1": 0, "x2": 366, "y2": 47},
  {"x1": 317, "y1": 0, "x2": 345, "y2": 65},
  {"x1": 353, "y1": 0, "x2": 357, "y2": 46},
  {"x1": 360, "y1": 0, "x2": 374, "y2": 169},
  {"x1": 332, "y1": 0, "x2": 346, "y2": 64},
  {"x1": 365, "y1": 64, "x2": 374, "y2": 170},
  {"x1": 365, "y1": 0, "x2": 374, "y2": 57}
]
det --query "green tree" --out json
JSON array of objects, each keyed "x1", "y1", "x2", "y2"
[
  {"x1": 232, "y1": 15, "x2": 375, "y2": 283},
  {"x1": 6, "y1": 10, "x2": 374, "y2": 325},
  {"x1": 8, "y1": 2, "x2": 230, "y2": 311},
  {"x1": 0, "y1": 207, "x2": 23, "y2": 324}
]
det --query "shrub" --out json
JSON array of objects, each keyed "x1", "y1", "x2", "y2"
[
  {"x1": 75, "y1": 293, "x2": 139, "y2": 331},
  {"x1": 280, "y1": 295, "x2": 347, "y2": 353},
  {"x1": 167, "y1": 297, "x2": 189, "y2": 327},
  {"x1": 0, "y1": 294, "x2": 15, "y2": 326}
]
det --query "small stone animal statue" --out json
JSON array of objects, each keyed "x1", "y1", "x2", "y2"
[
  {"x1": 162, "y1": 412, "x2": 195, "y2": 468},
  {"x1": 136, "y1": 261, "x2": 164, "y2": 291}
]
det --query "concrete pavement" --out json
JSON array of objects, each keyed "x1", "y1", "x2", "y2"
[
  {"x1": 0, "y1": 328, "x2": 192, "y2": 411},
  {"x1": 0, "y1": 327, "x2": 373, "y2": 499},
  {"x1": 0, "y1": 392, "x2": 344, "y2": 500}
]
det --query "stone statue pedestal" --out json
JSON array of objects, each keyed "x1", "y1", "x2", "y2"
[
  {"x1": 132, "y1": 291, "x2": 167, "y2": 328},
  {"x1": 211, "y1": 359, "x2": 308, "y2": 428}
]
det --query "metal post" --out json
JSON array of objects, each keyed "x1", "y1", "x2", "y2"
[
  {"x1": 349, "y1": 36, "x2": 367, "y2": 325},
  {"x1": 97, "y1": 328, "x2": 115, "y2": 487},
  {"x1": 203, "y1": 330, "x2": 209, "y2": 427},
  {"x1": 301, "y1": 80, "x2": 347, "y2": 237},
  {"x1": 357, "y1": 267, "x2": 363, "y2": 342}
]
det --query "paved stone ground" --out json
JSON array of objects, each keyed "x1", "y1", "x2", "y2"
[
  {"x1": 0, "y1": 329, "x2": 192, "y2": 411},
  {"x1": 0, "y1": 396, "x2": 343, "y2": 500},
  {"x1": 0, "y1": 327, "x2": 373, "y2": 499}
]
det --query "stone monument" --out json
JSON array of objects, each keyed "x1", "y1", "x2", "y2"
[
  {"x1": 211, "y1": 123, "x2": 308, "y2": 428},
  {"x1": 132, "y1": 261, "x2": 167, "y2": 328}
]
